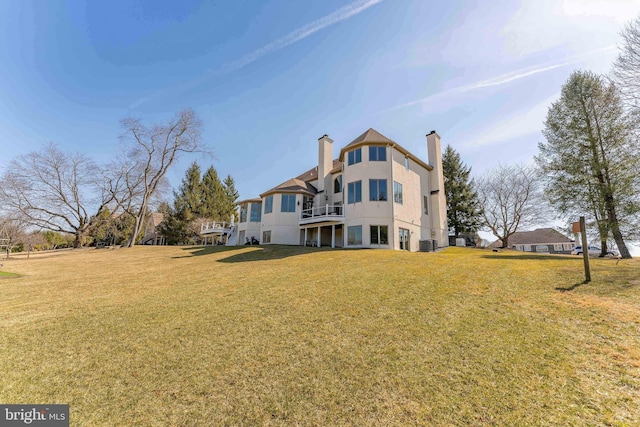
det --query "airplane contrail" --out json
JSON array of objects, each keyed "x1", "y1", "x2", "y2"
[
  {"x1": 218, "y1": 0, "x2": 386, "y2": 73},
  {"x1": 388, "y1": 45, "x2": 618, "y2": 112}
]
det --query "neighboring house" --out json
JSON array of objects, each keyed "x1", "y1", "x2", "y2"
[
  {"x1": 142, "y1": 212, "x2": 166, "y2": 245},
  {"x1": 488, "y1": 228, "x2": 574, "y2": 254},
  {"x1": 229, "y1": 128, "x2": 448, "y2": 252}
]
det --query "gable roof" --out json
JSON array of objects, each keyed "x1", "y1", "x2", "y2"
[
  {"x1": 488, "y1": 228, "x2": 573, "y2": 248},
  {"x1": 338, "y1": 128, "x2": 433, "y2": 171},
  {"x1": 244, "y1": 128, "x2": 431, "y2": 202},
  {"x1": 148, "y1": 212, "x2": 164, "y2": 227},
  {"x1": 295, "y1": 159, "x2": 342, "y2": 182},
  {"x1": 343, "y1": 128, "x2": 394, "y2": 150},
  {"x1": 237, "y1": 198, "x2": 262, "y2": 205},
  {"x1": 260, "y1": 178, "x2": 318, "y2": 198}
]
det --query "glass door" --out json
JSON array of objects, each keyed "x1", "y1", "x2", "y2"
[{"x1": 399, "y1": 228, "x2": 410, "y2": 251}]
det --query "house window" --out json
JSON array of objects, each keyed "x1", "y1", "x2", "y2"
[
  {"x1": 250, "y1": 203, "x2": 262, "y2": 222},
  {"x1": 369, "y1": 179, "x2": 387, "y2": 201},
  {"x1": 524, "y1": 245, "x2": 531, "y2": 252},
  {"x1": 262, "y1": 230, "x2": 271, "y2": 243},
  {"x1": 553, "y1": 243, "x2": 563, "y2": 251},
  {"x1": 347, "y1": 225, "x2": 362, "y2": 245},
  {"x1": 264, "y1": 195, "x2": 273, "y2": 214},
  {"x1": 393, "y1": 181, "x2": 403, "y2": 204},
  {"x1": 405, "y1": 157, "x2": 409, "y2": 170},
  {"x1": 281, "y1": 194, "x2": 296, "y2": 212},
  {"x1": 347, "y1": 181, "x2": 362, "y2": 204},
  {"x1": 334, "y1": 175, "x2": 342, "y2": 193},
  {"x1": 239, "y1": 205, "x2": 247, "y2": 222},
  {"x1": 423, "y1": 195, "x2": 429, "y2": 214},
  {"x1": 370, "y1": 225, "x2": 388, "y2": 245},
  {"x1": 369, "y1": 146, "x2": 386, "y2": 161},
  {"x1": 348, "y1": 148, "x2": 362, "y2": 166}
]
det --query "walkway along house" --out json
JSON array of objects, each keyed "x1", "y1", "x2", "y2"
[{"x1": 206, "y1": 128, "x2": 448, "y2": 252}]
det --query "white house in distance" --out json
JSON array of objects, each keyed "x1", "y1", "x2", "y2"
[{"x1": 224, "y1": 128, "x2": 448, "y2": 252}]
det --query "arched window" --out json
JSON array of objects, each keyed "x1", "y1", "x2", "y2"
[{"x1": 334, "y1": 175, "x2": 342, "y2": 193}]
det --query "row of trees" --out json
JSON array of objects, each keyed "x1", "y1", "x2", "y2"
[
  {"x1": 443, "y1": 148, "x2": 543, "y2": 249},
  {"x1": 443, "y1": 15, "x2": 640, "y2": 258},
  {"x1": 0, "y1": 109, "x2": 217, "y2": 249},
  {"x1": 158, "y1": 162, "x2": 239, "y2": 245},
  {"x1": 0, "y1": 217, "x2": 78, "y2": 258}
]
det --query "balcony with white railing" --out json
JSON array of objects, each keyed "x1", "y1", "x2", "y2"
[
  {"x1": 299, "y1": 204, "x2": 344, "y2": 225},
  {"x1": 200, "y1": 221, "x2": 234, "y2": 235}
]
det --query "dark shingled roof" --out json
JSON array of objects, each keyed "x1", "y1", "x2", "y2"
[
  {"x1": 342, "y1": 128, "x2": 395, "y2": 150},
  {"x1": 295, "y1": 159, "x2": 342, "y2": 182},
  {"x1": 488, "y1": 228, "x2": 573, "y2": 248},
  {"x1": 260, "y1": 178, "x2": 317, "y2": 198},
  {"x1": 237, "y1": 198, "x2": 262, "y2": 205},
  {"x1": 338, "y1": 128, "x2": 432, "y2": 171}
]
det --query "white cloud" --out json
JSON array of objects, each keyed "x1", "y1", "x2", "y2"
[
  {"x1": 502, "y1": 0, "x2": 640, "y2": 57},
  {"x1": 217, "y1": 0, "x2": 385, "y2": 74},
  {"x1": 561, "y1": 0, "x2": 640, "y2": 22}
]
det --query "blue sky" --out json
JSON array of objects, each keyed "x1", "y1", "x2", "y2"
[{"x1": 1, "y1": 0, "x2": 639, "y2": 205}]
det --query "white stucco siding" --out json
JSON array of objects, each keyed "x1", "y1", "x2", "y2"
[
  {"x1": 260, "y1": 193, "x2": 303, "y2": 245},
  {"x1": 236, "y1": 221, "x2": 261, "y2": 245},
  {"x1": 235, "y1": 201, "x2": 262, "y2": 245},
  {"x1": 343, "y1": 218, "x2": 392, "y2": 248},
  {"x1": 391, "y1": 221, "x2": 422, "y2": 251},
  {"x1": 389, "y1": 148, "x2": 435, "y2": 251},
  {"x1": 342, "y1": 148, "x2": 393, "y2": 231}
]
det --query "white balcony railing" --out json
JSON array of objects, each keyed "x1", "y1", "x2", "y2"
[
  {"x1": 299, "y1": 204, "x2": 344, "y2": 223},
  {"x1": 200, "y1": 221, "x2": 233, "y2": 234}
]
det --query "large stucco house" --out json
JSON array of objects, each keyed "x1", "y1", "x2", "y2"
[{"x1": 206, "y1": 128, "x2": 448, "y2": 252}]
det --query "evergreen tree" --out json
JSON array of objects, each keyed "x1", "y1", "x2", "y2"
[
  {"x1": 222, "y1": 175, "x2": 239, "y2": 223},
  {"x1": 201, "y1": 166, "x2": 226, "y2": 220},
  {"x1": 538, "y1": 70, "x2": 639, "y2": 258},
  {"x1": 442, "y1": 145, "x2": 482, "y2": 236},
  {"x1": 157, "y1": 202, "x2": 187, "y2": 245},
  {"x1": 173, "y1": 161, "x2": 203, "y2": 222}
]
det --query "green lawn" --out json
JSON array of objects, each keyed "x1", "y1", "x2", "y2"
[
  {"x1": 0, "y1": 271, "x2": 20, "y2": 277},
  {"x1": 1, "y1": 246, "x2": 639, "y2": 426}
]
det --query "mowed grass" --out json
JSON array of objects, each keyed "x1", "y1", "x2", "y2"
[
  {"x1": 0, "y1": 271, "x2": 20, "y2": 277},
  {"x1": 1, "y1": 246, "x2": 639, "y2": 426}
]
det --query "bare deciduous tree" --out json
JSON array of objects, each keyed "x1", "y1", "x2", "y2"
[
  {"x1": 0, "y1": 144, "x2": 111, "y2": 248},
  {"x1": 477, "y1": 164, "x2": 544, "y2": 248},
  {"x1": 106, "y1": 108, "x2": 206, "y2": 248},
  {"x1": 0, "y1": 218, "x2": 25, "y2": 259}
]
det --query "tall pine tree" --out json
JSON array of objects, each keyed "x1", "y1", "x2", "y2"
[
  {"x1": 158, "y1": 162, "x2": 239, "y2": 244},
  {"x1": 222, "y1": 175, "x2": 239, "y2": 223},
  {"x1": 173, "y1": 161, "x2": 203, "y2": 222},
  {"x1": 442, "y1": 145, "x2": 482, "y2": 236},
  {"x1": 201, "y1": 166, "x2": 226, "y2": 221}
]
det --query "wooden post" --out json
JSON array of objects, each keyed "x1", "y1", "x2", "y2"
[{"x1": 579, "y1": 216, "x2": 591, "y2": 282}]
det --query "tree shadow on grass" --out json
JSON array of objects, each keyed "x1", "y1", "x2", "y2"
[
  {"x1": 556, "y1": 280, "x2": 589, "y2": 292},
  {"x1": 480, "y1": 253, "x2": 579, "y2": 262},
  {"x1": 174, "y1": 244, "x2": 339, "y2": 262},
  {"x1": 173, "y1": 245, "x2": 248, "y2": 258}
]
